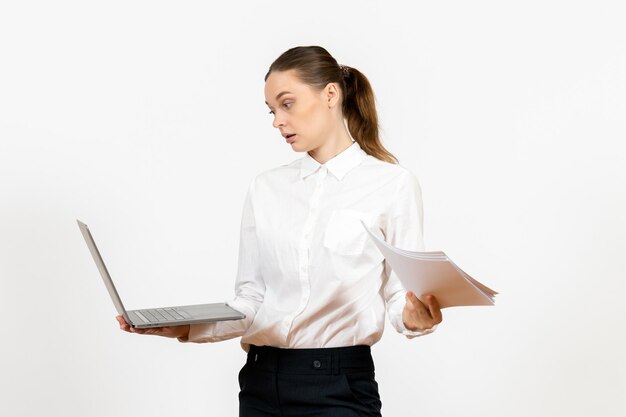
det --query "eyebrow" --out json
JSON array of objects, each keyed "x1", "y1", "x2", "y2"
[{"x1": 265, "y1": 91, "x2": 293, "y2": 105}]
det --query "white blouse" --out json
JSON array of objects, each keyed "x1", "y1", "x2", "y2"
[{"x1": 180, "y1": 141, "x2": 437, "y2": 351}]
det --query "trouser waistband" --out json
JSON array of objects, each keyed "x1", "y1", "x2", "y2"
[{"x1": 246, "y1": 344, "x2": 374, "y2": 375}]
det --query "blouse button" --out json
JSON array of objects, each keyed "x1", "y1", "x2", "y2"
[{"x1": 313, "y1": 360, "x2": 321, "y2": 368}]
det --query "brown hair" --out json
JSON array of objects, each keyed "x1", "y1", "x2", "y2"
[{"x1": 264, "y1": 45, "x2": 398, "y2": 164}]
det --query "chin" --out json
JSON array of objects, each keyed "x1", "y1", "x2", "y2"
[{"x1": 291, "y1": 142, "x2": 310, "y2": 152}]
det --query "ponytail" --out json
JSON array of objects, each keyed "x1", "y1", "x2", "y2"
[{"x1": 341, "y1": 66, "x2": 398, "y2": 164}]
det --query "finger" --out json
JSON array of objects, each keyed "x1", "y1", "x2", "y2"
[
  {"x1": 116, "y1": 316, "x2": 132, "y2": 332},
  {"x1": 426, "y1": 294, "x2": 443, "y2": 324},
  {"x1": 116, "y1": 315, "x2": 129, "y2": 327}
]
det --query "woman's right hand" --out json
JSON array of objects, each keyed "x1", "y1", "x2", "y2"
[{"x1": 116, "y1": 315, "x2": 190, "y2": 339}]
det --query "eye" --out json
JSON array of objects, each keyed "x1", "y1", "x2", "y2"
[
  {"x1": 268, "y1": 110, "x2": 274, "y2": 115},
  {"x1": 283, "y1": 101, "x2": 292, "y2": 109}
]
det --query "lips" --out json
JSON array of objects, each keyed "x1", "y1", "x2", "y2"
[{"x1": 283, "y1": 132, "x2": 297, "y2": 144}]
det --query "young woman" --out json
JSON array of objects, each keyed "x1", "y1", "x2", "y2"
[{"x1": 117, "y1": 45, "x2": 443, "y2": 416}]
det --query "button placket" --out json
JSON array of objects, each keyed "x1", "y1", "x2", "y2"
[{"x1": 287, "y1": 165, "x2": 328, "y2": 340}]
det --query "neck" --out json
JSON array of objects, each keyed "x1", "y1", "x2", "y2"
[{"x1": 308, "y1": 126, "x2": 354, "y2": 165}]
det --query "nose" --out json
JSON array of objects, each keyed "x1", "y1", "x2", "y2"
[{"x1": 272, "y1": 114, "x2": 285, "y2": 129}]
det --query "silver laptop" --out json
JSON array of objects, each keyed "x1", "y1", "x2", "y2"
[{"x1": 77, "y1": 219, "x2": 245, "y2": 329}]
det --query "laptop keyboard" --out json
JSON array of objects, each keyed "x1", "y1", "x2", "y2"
[{"x1": 135, "y1": 307, "x2": 191, "y2": 324}]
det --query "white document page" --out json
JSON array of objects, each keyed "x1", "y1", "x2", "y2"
[{"x1": 361, "y1": 221, "x2": 497, "y2": 308}]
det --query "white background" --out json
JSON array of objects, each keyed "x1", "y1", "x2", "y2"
[{"x1": 1, "y1": 1, "x2": 624, "y2": 416}]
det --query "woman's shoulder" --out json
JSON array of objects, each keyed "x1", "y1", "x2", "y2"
[
  {"x1": 248, "y1": 155, "x2": 305, "y2": 186},
  {"x1": 361, "y1": 154, "x2": 419, "y2": 182}
]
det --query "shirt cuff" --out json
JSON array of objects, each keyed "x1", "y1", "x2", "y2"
[
  {"x1": 400, "y1": 321, "x2": 438, "y2": 339},
  {"x1": 177, "y1": 322, "x2": 218, "y2": 343}
]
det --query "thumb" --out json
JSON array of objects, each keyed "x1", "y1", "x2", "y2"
[
  {"x1": 406, "y1": 291, "x2": 418, "y2": 307},
  {"x1": 406, "y1": 290, "x2": 429, "y2": 313}
]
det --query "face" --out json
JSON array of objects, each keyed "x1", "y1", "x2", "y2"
[{"x1": 264, "y1": 69, "x2": 341, "y2": 152}]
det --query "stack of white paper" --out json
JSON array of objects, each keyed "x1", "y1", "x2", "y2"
[{"x1": 361, "y1": 220, "x2": 498, "y2": 308}]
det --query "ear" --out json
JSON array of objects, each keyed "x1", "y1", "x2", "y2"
[{"x1": 322, "y1": 82, "x2": 341, "y2": 109}]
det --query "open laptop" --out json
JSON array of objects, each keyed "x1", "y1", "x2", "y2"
[{"x1": 77, "y1": 219, "x2": 245, "y2": 329}]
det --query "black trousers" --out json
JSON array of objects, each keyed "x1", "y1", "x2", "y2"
[{"x1": 238, "y1": 344, "x2": 383, "y2": 417}]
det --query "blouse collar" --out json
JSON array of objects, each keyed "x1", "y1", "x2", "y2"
[{"x1": 300, "y1": 141, "x2": 368, "y2": 181}]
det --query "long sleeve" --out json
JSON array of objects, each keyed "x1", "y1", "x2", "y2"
[
  {"x1": 382, "y1": 171, "x2": 438, "y2": 339},
  {"x1": 178, "y1": 177, "x2": 265, "y2": 343}
]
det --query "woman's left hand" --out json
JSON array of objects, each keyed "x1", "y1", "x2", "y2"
[{"x1": 402, "y1": 291, "x2": 443, "y2": 332}]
